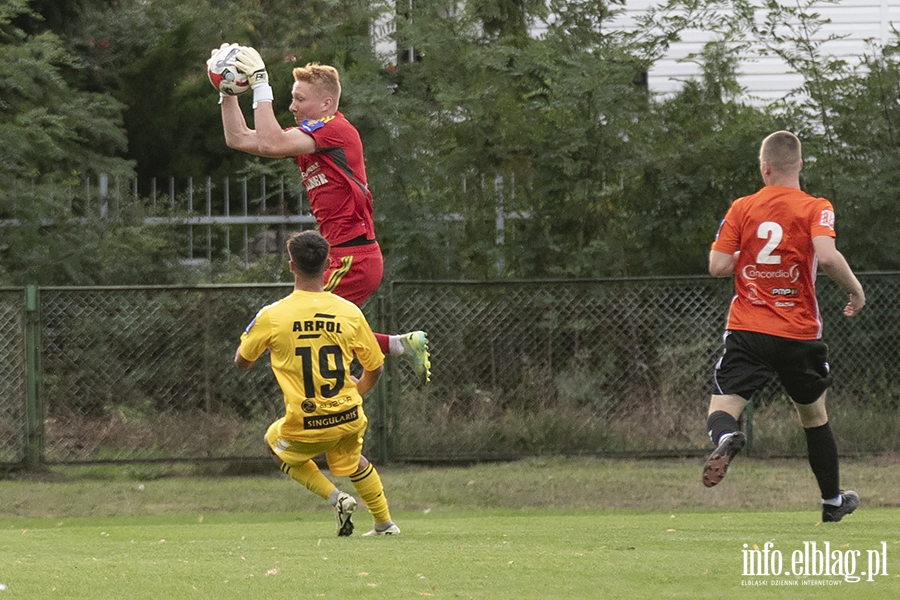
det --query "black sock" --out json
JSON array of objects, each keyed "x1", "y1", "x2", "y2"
[
  {"x1": 804, "y1": 422, "x2": 840, "y2": 500},
  {"x1": 707, "y1": 411, "x2": 739, "y2": 445}
]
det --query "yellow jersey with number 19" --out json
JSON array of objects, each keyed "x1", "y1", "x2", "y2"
[{"x1": 238, "y1": 289, "x2": 384, "y2": 442}]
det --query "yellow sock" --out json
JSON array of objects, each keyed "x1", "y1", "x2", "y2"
[
  {"x1": 349, "y1": 463, "x2": 391, "y2": 524},
  {"x1": 281, "y1": 460, "x2": 336, "y2": 501}
]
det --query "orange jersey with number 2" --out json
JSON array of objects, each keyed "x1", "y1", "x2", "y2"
[{"x1": 712, "y1": 185, "x2": 836, "y2": 340}]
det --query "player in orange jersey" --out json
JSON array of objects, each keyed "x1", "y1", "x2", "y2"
[{"x1": 702, "y1": 131, "x2": 865, "y2": 523}]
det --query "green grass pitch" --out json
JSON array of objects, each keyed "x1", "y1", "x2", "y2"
[
  {"x1": 1, "y1": 509, "x2": 898, "y2": 598},
  {"x1": 0, "y1": 458, "x2": 898, "y2": 598}
]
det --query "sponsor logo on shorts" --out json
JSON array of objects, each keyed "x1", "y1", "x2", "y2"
[{"x1": 304, "y1": 405, "x2": 359, "y2": 430}]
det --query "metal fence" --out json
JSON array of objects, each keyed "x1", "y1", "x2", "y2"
[
  {"x1": 0, "y1": 289, "x2": 27, "y2": 465},
  {"x1": 0, "y1": 176, "x2": 316, "y2": 266},
  {"x1": 1, "y1": 274, "x2": 898, "y2": 468}
]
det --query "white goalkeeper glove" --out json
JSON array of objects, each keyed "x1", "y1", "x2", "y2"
[
  {"x1": 207, "y1": 43, "x2": 228, "y2": 71},
  {"x1": 235, "y1": 46, "x2": 273, "y2": 107},
  {"x1": 208, "y1": 43, "x2": 237, "y2": 105},
  {"x1": 235, "y1": 46, "x2": 269, "y2": 87}
]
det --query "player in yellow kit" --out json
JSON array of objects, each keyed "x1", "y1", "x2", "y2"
[{"x1": 235, "y1": 230, "x2": 399, "y2": 536}]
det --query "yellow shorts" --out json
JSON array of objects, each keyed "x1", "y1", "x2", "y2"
[{"x1": 264, "y1": 417, "x2": 367, "y2": 477}]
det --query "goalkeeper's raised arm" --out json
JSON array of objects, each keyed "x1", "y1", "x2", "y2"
[{"x1": 232, "y1": 46, "x2": 316, "y2": 158}]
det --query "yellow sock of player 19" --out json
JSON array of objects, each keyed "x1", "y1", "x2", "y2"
[
  {"x1": 284, "y1": 460, "x2": 337, "y2": 501},
  {"x1": 350, "y1": 462, "x2": 391, "y2": 523}
]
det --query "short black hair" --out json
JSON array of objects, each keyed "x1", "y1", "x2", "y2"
[{"x1": 286, "y1": 230, "x2": 330, "y2": 277}]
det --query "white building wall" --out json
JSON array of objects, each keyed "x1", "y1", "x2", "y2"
[
  {"x1": 609, "y1": 0, "x2": 900, "y2": 102},
  {"x1": 375, "y1": 1, "x2": 900, "y2": 103}
]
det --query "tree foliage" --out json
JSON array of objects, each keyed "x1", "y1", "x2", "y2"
[
  {"x1": 3, "y1": 0, "x2": 900, "y2": 286},
  {"x1": 0, "y1": 0, "x2": 165, "y2": 285}
]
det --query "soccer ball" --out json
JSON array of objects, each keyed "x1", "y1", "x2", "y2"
[{"x1": 208, "y1": 44, "x2": 250, "y2": 96}]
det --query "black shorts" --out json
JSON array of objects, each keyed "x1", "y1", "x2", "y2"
[{"x1": 712, "y1": 330, "x2": 831, "y2": 405}]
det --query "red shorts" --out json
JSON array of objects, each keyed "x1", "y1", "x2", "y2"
[{"x1": 323, "y1": 242, "x2": 383, "y2": 306}]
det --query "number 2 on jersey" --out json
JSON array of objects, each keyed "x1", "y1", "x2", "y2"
[{"x1": 756, "y1": 221, "x2": 783, "y2": 264}]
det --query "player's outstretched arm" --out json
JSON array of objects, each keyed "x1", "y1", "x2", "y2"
[
  {"x1": 248, "y1": 101, "x2": 316, "y2": 158},
  {"x1": 220, "y1": 96, "x2": 264, "y2": 155},
  {"x1": 813, "y1": 235, "x2": 865, "y2": 316},
  {"x1": 207, "y1": 43, "x2": 263, "y2": 156},
  {"x1": 234, "y1": 46, "x2": 316, "y2": 158}
]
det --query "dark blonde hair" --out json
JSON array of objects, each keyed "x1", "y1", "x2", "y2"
[
  {"x1": 286, "y1": 230, "x2": 330, "y2": 278},
  {"x1": 760, "y1": 130, "x2": 802, "y2": 174},
  {"x1": 292, "y1": 63, "x2": 341, "y2": 104}
]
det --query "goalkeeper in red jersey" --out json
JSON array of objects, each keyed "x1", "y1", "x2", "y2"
[{"x1": 213, "y1": 45, "x2": 430, "y2": 384}]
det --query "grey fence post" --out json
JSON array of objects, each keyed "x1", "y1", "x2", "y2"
[
  {"x1": 24, "y1": 285, "x2": 42, "y2": 470},
  {"x1": 369, "y1": 292, "x2": 390, "y2": 463}
]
